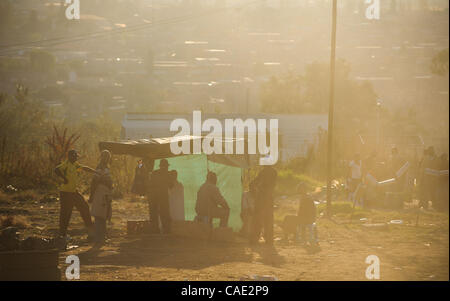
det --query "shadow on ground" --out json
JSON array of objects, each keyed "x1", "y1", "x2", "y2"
[{"x1": 77, "y1": 235, "x2": 261, "y2": 270}]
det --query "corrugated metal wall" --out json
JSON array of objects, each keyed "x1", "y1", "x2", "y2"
[{"x1": 121, "y1": 113, "x2": 328, "y2": 161}]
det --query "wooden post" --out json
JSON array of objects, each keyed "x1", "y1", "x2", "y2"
[{"x1": 326, "y1": 0, "x2": 338, "y2": 217}]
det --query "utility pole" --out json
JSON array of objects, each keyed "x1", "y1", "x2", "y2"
[
  {"x1": 326, "y1": 0, "x2": 338, "y2": 217},
  {"x1": 246, "y1": 87, "x2": 249, "y2": 115},
  {"x1": 376, "y1": 100, "x2": 382, "y2": 151}
]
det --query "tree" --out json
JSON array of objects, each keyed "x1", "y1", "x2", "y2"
[
  {"x1": 29, "y1": 50, "x2": 56, "y2": 73},
  {"x1": 0, "y1": 85, "x2": 51, "y2": 158},
  {"x1": 431, "y1": 49, "x2": 449, "y2": 77},
  {"x1": 260, "y1": 72, "x2": 304, "y2": 113},
  {"x1": 15, "y1": 83, "x2": 29, "y2": 103},
  {"x1": 259, "y1": 60, "x2": 378, "y2": 135},
  {"x1": 45, "y1": 126, "x2": 80, "y2": 164},
  {"x1": 0, "y1": 1, "x2": 13, "y2": 31}
]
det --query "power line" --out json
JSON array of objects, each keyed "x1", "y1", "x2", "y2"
[
  {"x1": 0, "y1": 0, "x2": 264, "y2": 56},
  {"x1": 0, "y1": 14, "x2": 148, "y2": 49}
]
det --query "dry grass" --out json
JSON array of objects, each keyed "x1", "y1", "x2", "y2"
[
  {"x1": 0, "y1": 191, "x2": 447, "y2": 281},
  {"x1": 0, "y1": 215, "x2": 30, "y2": 229}
]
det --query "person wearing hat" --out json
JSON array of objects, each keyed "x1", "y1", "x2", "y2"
[
  {"x1": 148, "y1": 159, "x2": 173, "y2": 234},
  {"x1": 54, "y1": 149, "x2": 97, "y2": 245}
]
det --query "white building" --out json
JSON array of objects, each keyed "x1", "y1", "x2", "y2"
[{"x1": 120, "y1": 112, "x2": 328, "y2": 161}]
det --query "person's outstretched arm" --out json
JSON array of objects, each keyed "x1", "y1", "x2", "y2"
[{"x1": 79, "y1": 165, "x2": 100, "y2": 174}]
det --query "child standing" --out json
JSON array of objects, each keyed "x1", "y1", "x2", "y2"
[{"x1": 296, "y1": 183, "x2": 318, "y2": 246}]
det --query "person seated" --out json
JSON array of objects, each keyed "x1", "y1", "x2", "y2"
[
  {"x1": 195, "y1": 172, "x2": 230, "y2": 228},
  {"x1": 296, "y1": 183, "x2": 318, "y2": 246}
]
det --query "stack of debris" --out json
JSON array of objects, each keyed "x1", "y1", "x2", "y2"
[
  {"x1": 0, "y1": 227, "x2": 61, "y2": 280},
  {"x1": 0, "y1": 227, "x2": 57, "y2": 252}
]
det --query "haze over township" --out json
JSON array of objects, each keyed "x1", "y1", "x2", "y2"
[{"x1": 0, "y1": 0, "x2": 448, "y2": 284}]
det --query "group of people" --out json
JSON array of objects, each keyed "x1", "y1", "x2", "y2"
[
  {"x1": 417, "y1": 146, "x2": 449, "y2": 211},
  {"x1": 134, "y1": 158, "x2": 280, "y2": 244},
  {"x1": 53, "y1": 152, "x2": 186, "y2": 249},
  {"x1": 145, "y1": 159, "x2": 280, "y2": 247},
  {"x1": 345, "y1": 146, "x2": 449, "y2": 211},
  {"x1": 146, "y1": 159, "x2": 185, "y2": 234},
  {"x1": 54, "y1": 149, "x2": 113, "y2": 249},
  {"x1": 54, "y1": 149, "x2": 321, "y2": 249},
  {"x1": 132, "y1": 158, "x2": 231, "y2": 235}
]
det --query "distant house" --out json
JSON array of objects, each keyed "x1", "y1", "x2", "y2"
[{"x1": 120, "y1": 112, "x2": 328, "y2": 161}]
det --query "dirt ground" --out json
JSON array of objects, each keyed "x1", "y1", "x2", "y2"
[{"x1": 1, "y1": 191, "x2": 448, "y2": 281}]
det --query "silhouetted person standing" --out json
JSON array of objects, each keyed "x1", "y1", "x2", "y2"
[
  {"x1": 250, "y1": 165, "x2": 278, "y2": 245},
  {"x1": 390, "y1": 147, "x2": 405, "y2": 192},
  {"x1": 240, "y1": 180, "x2": 257, "y2": 237},
  {"x1": 148, "y1": 159, "x2": 172, "y2": 234},
  {"x1": 169, "y1": 170, "x2": 185, "y2": 221},
  {"x1": 347, "y1": 153, "x2": 362, "y2": 204},
  {"x1": 89, "y1": 150, "x2": 113, "y2": 248},
  {"x1": 54, "y1": 149, "x2": 97, "y2": 245},
  {"x1": 296, "y1": 183, "x2": 318, "y2": 245},
  {"x1": 436, "y1": 153, "x2": 449, "y2": 212},
  {"x1": 131, "y1": 159, "x2": 148, "y2": 196},
  {"x1": 418, "y1": 147, "x2": 438, "y2": 209}
]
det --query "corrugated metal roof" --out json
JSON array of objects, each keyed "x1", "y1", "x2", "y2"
[{"x1": 121, "y1": 113, "x2": 328, "y2": 160}]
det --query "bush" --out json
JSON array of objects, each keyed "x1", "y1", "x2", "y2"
[
  {"x1": 317, "y1": 201, "x2": 368, "y2": 216},
  {"x1": 29, "y1": 50, "x2": 56, "y2": 73},
  {"x1": 0, "y1": 215, "x2": 29, "y2": 230},
  {"x1": 275, "y1": 169, "x2": 323, "y2": 196}
]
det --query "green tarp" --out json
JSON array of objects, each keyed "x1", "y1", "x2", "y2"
[
  {"x1": 155, "y1": 154, "x2": 243, "y2": 230},
  {"x1": 100, "y1": 137, "x2": 248, "y2": 230}
]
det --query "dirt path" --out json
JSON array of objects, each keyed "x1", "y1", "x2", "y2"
[
  {"x1": 1, "y1": 192, "x2": 448, "y2": 281},
  {"x1": 59, "y1": 197, "x2": 448, "y2": 281}
]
